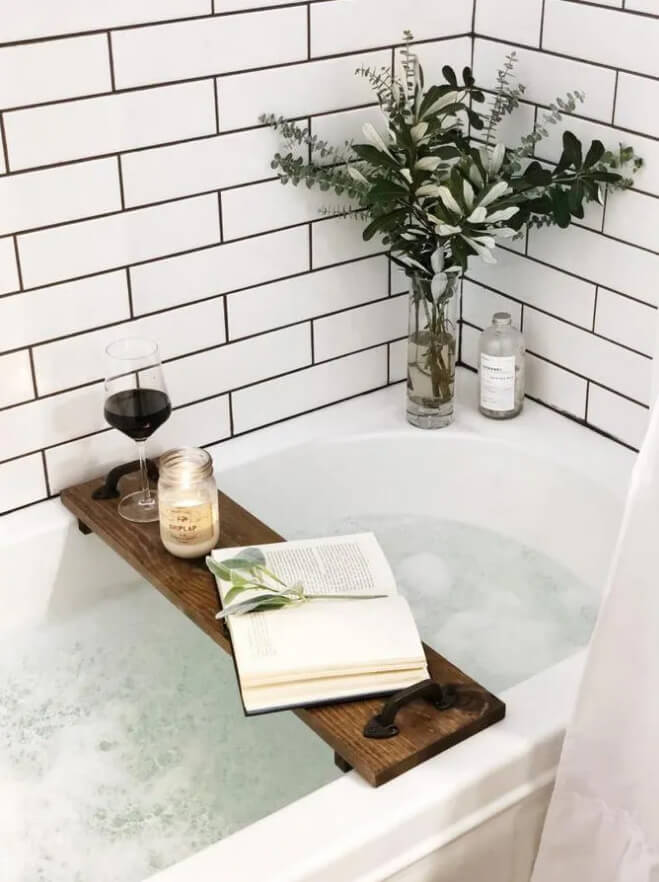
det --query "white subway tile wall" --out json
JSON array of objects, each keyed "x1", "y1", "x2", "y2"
[
  {"x1": 469, "y1": 0, "x2": 657, "y2": 450},
  {"x1": 0, "y1": 0, "x2": 657, "y2": 517}
]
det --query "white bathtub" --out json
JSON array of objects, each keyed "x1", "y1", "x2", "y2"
[{"x1": 1, "y1": 370, "x2": 634, "y2": 882}]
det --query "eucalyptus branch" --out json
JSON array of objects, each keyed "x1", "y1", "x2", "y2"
[
  {"x1": 484, "y1": 51, "x2": 525, "y2": 147},
  {"x1": 511, "y1": 91, "x2": 585, "y2": 162}
]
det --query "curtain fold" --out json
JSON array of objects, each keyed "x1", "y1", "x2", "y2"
[{"x1": 531, "y1": 402, "x2": 659, "y2": 882}]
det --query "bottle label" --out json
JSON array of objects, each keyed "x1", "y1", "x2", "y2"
[
  {"x1": 480, "y1": 353, "x2": 516, "y2": 412},
  {"x1": 160, "y1": 502, "x2": 215, "y2": 544}
]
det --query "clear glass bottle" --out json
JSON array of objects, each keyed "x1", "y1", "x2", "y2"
[
  {"x1": 158, "y1": 448, "x2": 220, "y2": 558},
  {"x1": 478, "y1": 312, "x2": 525, "y2": 419}
]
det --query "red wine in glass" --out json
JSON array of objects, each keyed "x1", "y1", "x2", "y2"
[
  {"x1": 104, "y1": 338, "x2": 171, "y2": 523},
  {"x1": 104, "y1": 388, "x2": 171, "y2": 440}
]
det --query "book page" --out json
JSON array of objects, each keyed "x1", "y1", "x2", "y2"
[
  {"x1": 228, "y1": 595, "x2": 426, "y2": 684},
  {"x1": 242, "y1": 664, "x2": 429, "y2": 714},
  {"x1": 212, "y1": 533, "x2": 397, "y2": 606},
  {"x1": 260, "y1": 533, "x2": 397, "y2": 597}
]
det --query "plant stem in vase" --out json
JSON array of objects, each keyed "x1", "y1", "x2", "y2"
[{"x1": 407, "y1": 271, "x2": 458, "y2": 429}]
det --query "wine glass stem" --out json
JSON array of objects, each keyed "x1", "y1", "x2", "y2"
[{"x1": 136, "y1": 440, "x2": 152, "y2": 504}]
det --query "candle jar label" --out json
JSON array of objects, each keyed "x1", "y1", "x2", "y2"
[{"x1": 160, "y1": 502, "x2": 215, "y2": 544}]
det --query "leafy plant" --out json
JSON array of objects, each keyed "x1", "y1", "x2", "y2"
[
  {"x1": 207, "y1": 548, "x2": 386, "y2": 617},
  {"x1": 261, "y1": 34, "x2": 643, "y2": 286}
]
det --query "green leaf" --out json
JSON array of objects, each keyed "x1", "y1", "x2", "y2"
[
  {"x1": 442, "y1": 65, "x2": 457, "y2": 87},
  {"x1": 352, "y1": 143, "x2": 399, "y2": 172},
  {"x1": 223, "y1": 584, "x2": 255, "y2": 604},
  {"x1": 218, "y1": 556, "x2": 260, "y2": 571},
  {"x1": 554, "y1": 148, "x2": 572, "y2": 176},
  {"x1": 590, "y1": 170, "x2": 623, "y2": 184},
  {"x1": 368, "y1": 179, "x2": 409, "y2": 203},
  {"x1": 583, "y1": 139, "x2": 605, "y2": 169},
  {"x1": 466, "y1": 108, "x2": 484, "y2": 130},
  {"x1": 451, "y1": 236, "x2": 470, "y2": 269},
  {"x1": 551, "y1": 187, "x2": 571, "y2": 228},
  {"x1": 435, "y1": 145, "x2": 462, "y2": 160},
  {"x1": 524, "y1": 161, "x2": 553, "y2": 187},
  {"x1": 462, "y1": 66, "x2": 475, "y2": 87},
  {"x1": 470, "y1": 90, "x2": 485, "y2": 103},
  {"x1": 526, "y1": 194, "x2": 553, "y2": 216},
  {"x1": 206, "y1": 558, "x2": 232, "y2": 581},
  {"x1": 562, "y1": 131, "x2": 583, "y2": 170},
  {"x1": 363, "y1": 209, "x2": 408, "y2": 241},
  {"x1": 219, "y1": 594, "x2": 292, "y2": 618},
  {"x1": 568, "y1": 179, "x2": 585, "y2": 218},
  {"x1": 418, "y1": 84, "x2": 458, "y2": 119}
]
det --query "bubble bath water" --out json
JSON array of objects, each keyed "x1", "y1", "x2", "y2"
[
  {"x1": 0, "y1": 516, "x2": 599, "y2": 881},
  {"x1": 0, "y1": 585, "x2": 338, "y2": 882}
]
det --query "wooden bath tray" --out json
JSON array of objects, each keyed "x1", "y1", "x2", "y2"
[{"x1": 61, "y1": 474, "x2": 505, "y2": 787}]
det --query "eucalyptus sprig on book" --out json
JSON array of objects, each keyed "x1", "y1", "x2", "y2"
[
  {"x1": 206, "y1": 549, "x2": 386, "y2": 617},
  {"x1": 261, "y1": 34, "x2": 642, "y2": 278}
]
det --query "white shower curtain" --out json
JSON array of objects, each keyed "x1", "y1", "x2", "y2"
[{"x1": 531, "y1": 401, "x2": 659, "y2": 882}]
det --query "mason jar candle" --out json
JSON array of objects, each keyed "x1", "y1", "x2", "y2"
[{"x1": 158, "y1": 448, "x2": 220, "y2": 558}]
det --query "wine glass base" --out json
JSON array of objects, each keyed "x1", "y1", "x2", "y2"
[{"x1": 118, "y1": 490, "x2": 160, "y2": 523}]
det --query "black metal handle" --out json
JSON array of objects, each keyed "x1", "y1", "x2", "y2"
[
  {"x1": 363, "y1": 679, "x2": 457, "y2": 739},
  {"x1": 91, "y1": 459, "x2": 159, "y2": 500}
]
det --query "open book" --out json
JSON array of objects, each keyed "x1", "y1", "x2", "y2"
[{"x1": 210, "y1": 533, "x2": 429, "y2": 714}]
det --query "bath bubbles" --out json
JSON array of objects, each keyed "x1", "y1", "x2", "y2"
[
  {"x1": 0, "y1": 585, "x2": 338, "y2": 882},
  {"x1": 286, "y1": 513, "x2": 598, "y2": 693}
]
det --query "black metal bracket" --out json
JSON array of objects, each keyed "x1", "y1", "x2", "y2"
[
  {"x1": 91, "y1": 459, "x2": 159, "y2": 500},
  {"x1": 363, "y1": 679, "x2": 458, "y2": 739}
]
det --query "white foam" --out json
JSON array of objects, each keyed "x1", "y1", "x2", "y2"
[{"x1": 0, "y1": 585, "x2": 338, "y2": 882}]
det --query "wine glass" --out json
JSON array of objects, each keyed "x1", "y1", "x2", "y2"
[{"x1": 104, "y1": 338, "x2": 171, "y2": 523}]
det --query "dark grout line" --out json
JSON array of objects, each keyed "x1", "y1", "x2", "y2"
[
  {"x1": 213, "y1": 77, "x2": 220, "y2": 133},
  {"x1": 106, "y1": 32, "x2": 116, "y2": 91},
  {"x1": 227, "y1": 391, "x2": 235, "y2": 436},
  {"x1": 222, "y1": 293, "x2": 230, "y2": 343},
  {"x1": 462, "y1": 318, "x2": 650, "y2": 407},
  {"x1": 539, "y1": 0, "x2": 546, "y2": 48},
  {"x1": 41, "y1": 449, "x2": 52, "y2": 497},
  {"x1": 561, "y1": 0, "x2": 658, "y2": 19},
  {"x1": 0, "y1": 279, "x2": 396, "y2": 394},
  {"x1": 0, "y1": 494, "x2": 51, "y2": 519},
  {"x1": 464, "y1": 276, "x2": 653, "y2": 359},
  {"x1": 27, "y1": 346, "x2": 38, "y2": 397},
  {"x1": 0, "y1": 224, "x2": 386, "y2": 306},
  {"x1": 611, "y1": 69, "x2": 620, "y2": 126},
  {"x1": 116, "y1": 155, "x2": 126, "y2": 210},
  {"x1": 0, "y1": 32, "x2": 473, "y2": 121},
  {"x1": 11, "y1": 235, "x2": 24, "y2": 290},
  {"x1": 125, "y1": 267, "x2": 134, "y2": 319},
  {"x1": 497, "y1": 242, "x2": 657, "y2": 309},
  {"x1": 217, "y1": 191, "x2": 224, "y2": 243},
  {"x1": 306, "y1": 3, "x2": 312, "y2": 60},
  {"x1": 475, "y1": 34, "x2": 659, "y2": 83},
  {"x1": 0, "y1": 4, "x2": 321, "y2": 50},
  {"x1": 592, "y1": 286, "x2": 599, "y2": 333},
  {"x1": 0, "y1": 339, "x2": 395, "y2": 468},
  {"x1": 0, "y1": 113, "x2": 10, "y2": 172}
]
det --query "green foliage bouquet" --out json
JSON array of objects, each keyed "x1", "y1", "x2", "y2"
[{"x1": 262, "y1": 35, "x2": 642, "y2": 426}]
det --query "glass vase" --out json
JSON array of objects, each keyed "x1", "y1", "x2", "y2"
[{"x1": 406, "y1": 272, "x2": 459, "y2": 429}]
